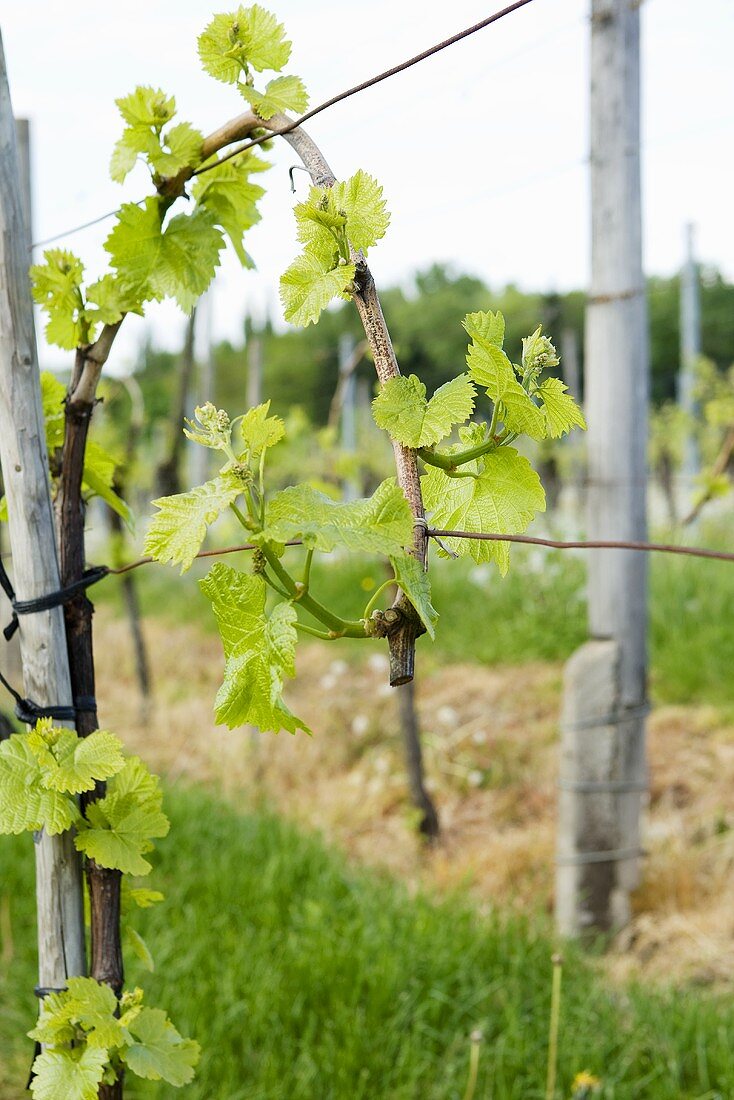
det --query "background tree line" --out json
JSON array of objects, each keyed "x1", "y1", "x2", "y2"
[{"x1": 112, "y1": 262, "x2": 734, "y2": 473}]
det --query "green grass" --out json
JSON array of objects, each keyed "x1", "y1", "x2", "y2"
[
  {"x1": 98, "y1": 521, "x2": 734, "y2": 706},
  {"x1": 2, "y1": 785, "x2": 733, "y2": 1098}
]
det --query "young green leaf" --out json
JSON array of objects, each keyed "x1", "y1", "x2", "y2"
[
  {"x1": 292, "y1": 188, "x2": 346, "y2": 270},
  {"x1": 30, "y1": 250, "x2": 86, "y2": 350},
  {"x1": 0, "y1": 736, "x2": 79, "y2": 836},
  {"x1": 110, "y1": 86, "x2": 176, "y2": 183},
  {"x1": 64, "y1": 978, "x2": 126, "y2": 1049},
  {"x1": 75, "y1": 757, "x2": 170, "y2": 876},
  {"x1": 198, "y1": 6, "x2": 291, "y2": 83},
  {"x1": 280, "y1": 251, "x2": 355, "y2": 327},
  {"x1": 122, "y1": 884, "x2": 165, "y2": 911},
  {"x1": 115, "y1": 86, "x2": 176, "y2": 130},
  {"x1": 109, "y1": 754, "x2": 164, "y2": 806},
  {"x1": 239, "y1": 401, "x2": 285, "y2": 455},
  {"x1": 145, "y1": 470, "x2": 244, "y2": 573},
  {"x1": 198, "y1": 13, "x2": 247, "y2": 83},
  {"x1": 85, "y1": 274, "x2": 133, "y2": 324},
  {"x1": 126, "y1": 926, "x2": 156, "y2": 972},
  {"x1": 536, "y1": 377, "x2": 586, "y2": 438},
  {"x1": 462, "y1": 309, "x2": 505, "y2": 349},
  {"x1": 29, "y1": 976, "x2": 127, "y2": 1053},
  {"x1": 192, "y1": 152, "x2": 267, "y2": 266},
  {"x1": 295, "y1": 189, "x2": 347, "y2": 237},
  {"x1": 83, "y1": 440, "x2": 134, "y2": 530},
  {"x1": 240, "y1": 3, "x2": 292, "y2": 70},
  {"x1": 122, "y1": 1007, "x2": 200, "y2": 1086},
  {"x1": 199, "y1": 564, "x2": 307, "y2": 733},
  {"x1": 151, "y1": 121, "x2": 204, "y2": 178},
  {"x1": 199, "y1": 566, "x2": 267, "y2": 660},
  {"x1": 74, "y1": 798, "x2": 164, "y2": 876},
  {"x1": 422, "y1": 448, "x2": 546, "y2": 574},
  {"x1": 239, "y1": 74, "x2": 308, "y2": 118},
  {"x1": 105, "y1": 199, "x2": 224, "y2": 313},
  {"x1": 110, "y1": 129, "x2": 150, "y2": 184},
  {"x1": 41, "y1": 370, "x2": 67, "y2": 451},
  {"x1": 389, "y1": 554, "x2": 438, "y2": 639},
  {"x1": 372, "y1": 374, "x2": 475, "y2": 448},
  {"x1": 466, "y1": 340, "x2": 546, "y2": 440},
  {"x1": 264, "y1": 478, "x2": 413, "y2": 555},
  {"x1": 331, "y1": 170, "x2": 390, "y2": 254},
  {"x1": 30, "y1": 1046, "x2": 109, "y2": 1100},
  {"x1": 26, "y1": 723, "x2": 125, "y2": 794}
]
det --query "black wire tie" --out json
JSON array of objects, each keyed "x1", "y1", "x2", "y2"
[{"x1": 0, "y1": 562, "x2": 109, "y2": 641}]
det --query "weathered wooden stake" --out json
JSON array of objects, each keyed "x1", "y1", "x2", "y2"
[
  {"x1": 0, "y1": 34, "x2": 86, "y2": 986},
  {"x1": 556, "y1": 0, "x2": 648, "y2": 936}
]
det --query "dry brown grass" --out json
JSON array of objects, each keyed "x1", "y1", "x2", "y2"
[{"x1": 94, "y1": 607, "x2": 734, "y2": 985}]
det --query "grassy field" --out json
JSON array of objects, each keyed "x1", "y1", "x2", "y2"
[{"x1": 1, "y1": 785, "x2": 733, "y2": 1099}]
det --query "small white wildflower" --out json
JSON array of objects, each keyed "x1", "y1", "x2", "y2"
[
  {"x1": 437, "y1": 705, "x2": 458, "y2": 727},
  {"x1": 351, "y1": 714, "x2": 369, "y2": 737},
  {"x1": 367, "y1": 653, "x2": 390, "y2": 675}
]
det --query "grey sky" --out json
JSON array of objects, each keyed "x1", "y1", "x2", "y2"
[{"x1": 3, "y1": 0, "x2": 733, "y2": 369}]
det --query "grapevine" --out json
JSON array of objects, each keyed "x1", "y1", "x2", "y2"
[{"x1": 0, "y1": 4, "x2": 586, "y2": 1095}]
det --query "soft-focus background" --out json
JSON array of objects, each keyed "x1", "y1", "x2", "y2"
[{"x1": 2, "y1": 2, "x2": 734, "y2": 1097}]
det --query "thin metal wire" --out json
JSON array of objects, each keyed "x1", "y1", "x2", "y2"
[
  {"x1": 426, "y1": 529, "x2": 734, "y2": 564},
  {"x1": 193, "y1": 0, "x2": 538, "y2": 176},
  {"x1": 31, "y1": 200, "x2": 146, "y2": 251},
  {"x1": 105, "y1": 529, "x2": 734, "y2": 577}
]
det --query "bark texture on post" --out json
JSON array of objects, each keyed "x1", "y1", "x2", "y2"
[
  {"x1": 556, "y1": 0, "x2": 648, "y2": 936},
  {"x1": 0, "y1": 34, "x2": 86, "y2": 987},
  {"x1": 556, "y1": 641, "x2": 645, "y2": 936}
]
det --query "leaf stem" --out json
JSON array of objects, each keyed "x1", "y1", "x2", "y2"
[
  {"x1": 294, "y1": 621, "x2": 334, "y2": 641},
  {"x1": 487, "y1": 400, "x2": 500, "y2": 440},
  {"x1": 299, "y1": 547, "x2": 314, "y2": 595},
  {"x1": 262, "y1": 571, "x2": 291, "y2": 601},
  {"x1": 258, "y1": 540, "x2": 365, "y2": 638},
  {"x1": 417, "y1": 437, "x2": 496, "y2": 472},
  {"x1": 230, "y1": 501, "x2": 254, "y2": 531},
  {"x1": 362, "y1": 577, "x2": 396, "y2": 620}
]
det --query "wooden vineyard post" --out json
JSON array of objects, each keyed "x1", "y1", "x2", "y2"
[
  {"x1": 0, "y1": 33, "x2": 86, "y2": 988},
  {"x1": 556, "y1": 0, "x2": 649, "y2": 936}
]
